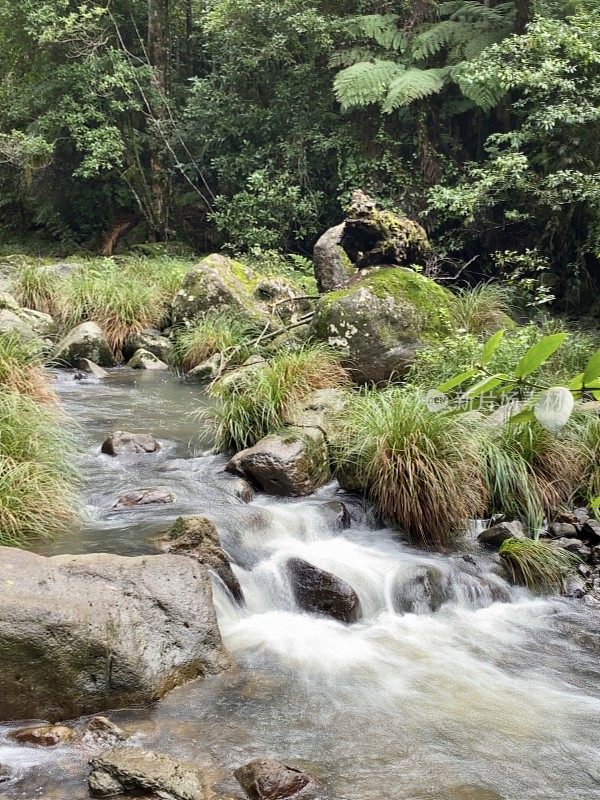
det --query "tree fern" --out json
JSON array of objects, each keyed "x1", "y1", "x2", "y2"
[
  {"x1": 345, "y1": 14, "x2": 406, "y2": 52},
  {"x1": 411, "y1": 20, "x2": 462, "y2": 60},
  {"x1": 334, "y1": 60, "x2": 404, "y2": 110},
  {"x1": 382, "y1": 68, "x2": 448, "y2": 112}
]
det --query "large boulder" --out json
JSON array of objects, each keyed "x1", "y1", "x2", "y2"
[
  {"x1": 286, "y1": 557, "x2": 361, "y2": 623},
  {"x1": 234, "y1": 758, "x2": 313, "y2": 800},
  {"x1": 0, "y1": 307, "x2": 54, "y2": 342},
  {"x1": 89, "y1": 747, "x2": 207, "y2": 799},
  {"x1": 171, "y1": 254, "x2": 268, "y2": 328},
  {"x1": 53, "y1": 321, "x2": 117, "y2": 368},
  {"x1": 391, "y1": 564, "x2": 448, "y2": 614},
  {"x1": 126, "y1": 348, "x2": 169, "y2": 371},
  {"x1": 0, "y1": 547, "x2": 230, "y2": 721},
  {"x1": 123, "y1": 329, "x2": 173, "y2": 362},
  {"x1": 226, "y1": 427, "x2": 330, "y2": 497},
  {"x1": 313, "y1": 223, "x2": 353, "y2": 293},
  {"x1": 158, "y1": 516, "x2": 244, "y2": 604},
  {"x1": 311, "y1": 267, "x2": 455, "y2": 384},
  {"x1": 101, "y1": 430, "x2": 160, "y2": 455}
]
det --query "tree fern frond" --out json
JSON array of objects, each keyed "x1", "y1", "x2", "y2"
[
  {"x1": 345, "y1": 14, "x2": 406, "y2": 52},
  {"x1": 463, "y1": 26, "x2": 512, "y2": 60},
  {"x1": 440, "y1": 0, "x2": 514, "y2": 24},
  {"x1": 411, "y1": 20, "x2": 463, "y2": 60},
  {"x1": 330, "y1": 47, "x2": 379, "y2": 69},
  {"x1": 382, "y1": 68, "x2": 447, "y2": 112},
  {"x1": 456, "y1": 68, "x2": 507, "y2": 110},
  {"x1": 334, "y1": 60, "x2": 404, "y2": 110}
]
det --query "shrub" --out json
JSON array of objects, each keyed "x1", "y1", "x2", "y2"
[
  {"x1": 452, "y1": 283, "x2": 515, "y2": 335},
  {"x1": 499, "y1": 537, "x2": 579, "y2": 592},
  {"x1": 173, "y1": 314, "x2": 259, "y2": 371},
  {"x1": 209, "y1": 343, "x2": 350, "y2": 451},
  {"x1": 333, "y1": 387, "x2": 487, "y2": 547}
]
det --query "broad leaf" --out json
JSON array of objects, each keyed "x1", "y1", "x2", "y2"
[
  {"x1": 437, "y1": 368, "x2": 479, "y2": 393},
  {"x1": 506, "y1": 407, "x2": 535, "y2": 425},
  {"x1": 480, "y1": 329, "x2": 505, "y2": 366},
  {"x1": 568, "y1": 372, "x2": 584, "y2": 391},
  {"x1": 465, "y1": 373, "x2": 512, "y2": 398},
  {"x1": 584, "y1": 348, "x2": 600, "y2": 386},
  {"x1": 514, "y1": 333, "x2": 568, "y2": 379}
]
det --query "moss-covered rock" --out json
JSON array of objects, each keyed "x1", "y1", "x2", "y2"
[
  {"x1": 126, "y1": 348, "x2": 169, "y2": 371},
  {"x1": 310, "y1": 267, "x2": 456, "y2": 384},
  {"x1": 53, "y1": 321, "x2": 117, "y2": 368},
  {"x1": 171, "y1": 253, "x2": 269, "y2": 328},
  {"x1": 313, "y1": 223, "x2": 355, "y2": 293}
]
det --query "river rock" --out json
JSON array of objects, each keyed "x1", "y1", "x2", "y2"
[
  {"x1": 321, "y1": 500, "x2": 352, "y2": 530},
  {"x1": 77, "y1": 358, "x2": 109, "y2": 379},
  {"x1": 283, "y1": 389, "x2": 348, "y2": 440},
  {"x1": 313, "y1": 223, "x2": 353, "y2": 293},
  {"x1": 171, "y1": 254, "x2": 268, "y2": 327},
  {"x1": 88, "y1": 747, "x2": 207, "y2": 799},
  {"x1": 310, "y1": 267, "x2": 456, "y2": 384},
  {"x1": 115, "y1": 488, "x2": 174, "y2": 508},
  {"x1": 0, "y1": 307, "x2": 54, "y2": 343},
  {"x1": 186, "y1": 353, "x2": 221, "y2": 382},
  {"x1": 581, "y1": 519, "x2": 600, "y2": 543},
  {"x1": 551, "y1": 537, "x2": 590, "y2": 560},
  {"x1": 159, "y1": 516, "x2": 244, "y2": 604},
  {"x1": 10, "y1": 724, "x2": 75, "y2": 747},
  {"x1": 391, "y1": 564, "x2": 447, "y2": 614},
  {"x1": 101, "y1": 430, "x2": 160, "y2": 455},
  {"x1": 82, "y1": 716, "x2": 128, "y2": 747},
  {"x1": 127, "y1": 347, "x2": 170, "y2": 371},
  {"x1": 53, "y1": 322, "x2": 117, "y2": 368},
  {"x1": 123, "y1": 329, "x2": 173, "y2": 362},
  {"x1": 546, "y1": 522, "x2": 579, "y2": 539},
  {"x1": 478, "y1": 521, "x2": 525, "y2": 548},
  {"x1": 287, "y1": 557, "x2": 360, "y2": 623},
  {"x1": 234, "y1": 758, "x2": 312, "y2": 800},
  {"x1": 227, "y1": 427, "x2": 330, "y2": 497},
  {"x1": 0, "y1": 764, "x2": 11, "y2": 783},
  {"x1": 0, "y1": 547, "x2": 230, "y2": 721}
]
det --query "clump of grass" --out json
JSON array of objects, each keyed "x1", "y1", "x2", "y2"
[
  {"x1": 332, "y1": 388, "x2": 487, "y2": 547},
  {"x1": 14, "y1": 262, "x2": 62, "y2": 316},
  {"x1": 0, "y1": 334, "x2": 54, "y2": 403},
  {"x1": 209, "y1": 343, "x2": 350, "y2": 451},
  {"x1": 173, "y1": 314, "x2": 259, "y2": 371},
  {"x1": 453, "y1": 283, "x2": 515, "y2": 335},
  {"x1": 499, "y1": 537, "x2": 579, "y2": 592}
]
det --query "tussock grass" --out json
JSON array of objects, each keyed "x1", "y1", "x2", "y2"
[
  {"x1": 0, "y1": 334, "x2": 54, "y2": 403},
  {"x1": 453, "y1": 283, "x2": 514, "y2": 335},
  {"x1": 209, "y1": 343, "x2": 350, "y2": 451},
  {"x1": 14, "y1": 262, "x2": 62, "y2": 316},
  {"x1": 499, "y1": 537, "x2": 579, "y2": 591},
  {"x1": 173, "y1": 314, "x2": 258, "y2": 371},
  {"x1": 333, "y1": 388, "x2": 487, "y2": 547}
]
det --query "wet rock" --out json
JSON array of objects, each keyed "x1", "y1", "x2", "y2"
[
  {"x1": 321, "y1": 500, "x2": 351, "y2": 530},
  {"x1": 391, "y1": 564, "x2": 447, "y2": 614},
  {"x1": 581, "y1": 518, "x2": 600, "y2": 544},
  {"x1": 0, "y1": 764, "x2": 12, "y2": 783},
  {"x1": 77, "y1": 358, "x2": 109, "y2": 379},
  {"x1": 227, "y1": 427, "x2": 330, "y2": 497},
  {"x1": 89, "y1": 747, "x2": 207, "y2": 799},
  {"x1": 82, "y1": 716, "x2": 128, "y2": 746},
  {"x1": 229, "y1": 476, "x2": 254, "y2": 504},
  {"x1": 551, "y1": 537, "x2": 590, "y2": 560},
  {"x1": 115, "y1": 488, "x2": 174, "y2": 508},
  {"x1": 287, "y1": 557, "x2": 360, "y2": 623},
  {"x1": 478, "y1": 521, "x2": 525, "y2": 548},
  {"x1": 53, "y1": 321, "x2": 116, "y2": 368},
  {"x1": 123, "y1": 329, "x2": 173, "y2": 363},
  {"x1": 10, "y1": 724, "x2": 75, "y2": 747},
  {"x1": 126, "y1": 348, "x2": 169, "y2": 371},
  {"x1": 186, "y1": 353, "x2": 221, "y2": 383},
  {"x1": 591, "y1": 545, "x2": 600, "y2": 565},
  {"x1": 547, "y1": 522, "x2": 579, "y2": 539},
  {"x1": 0, "y1": 547, "x2": 230, "y2": 721},
  {"x1": 159, "y1": 516, "x2": 244, "y2": 604},
  {"x1": 310, "y1": 267, "x2": 456, "y2": 385},
  {"x1": 565, "y1": 574, "x2": 587, "y2": 598},
  {"x1": 313, "y1": 223, "x2": 352, "y2": 293},
  {"x1": 234, "y1": 758, "x2": 312, "y2": 800},
  {"x1": 101, "y1": 430, "x2": 160, "y2": 456}
]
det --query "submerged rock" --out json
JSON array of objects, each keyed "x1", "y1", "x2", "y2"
[
  {"x1": 0, "y1": 763, "x2": 12, "y2": 783},
  {"x1": 478, "y1": 521, "x2": 525, "y2": 548},
  {"x1": 311, "y1": 267, "x2": 456, "y2": 384},
  {"x1": 101, "y1": 430, "x2": 160, "y2": 456},
  {"x1": 89, "y1": 747, "x2": 207, "y2": 799},
  {"x1": 77, "y1": 358, "x2": 109, "y2": 379},
  {"x1": 159, "y1": 516, "x2": 244, "y2": 604},
  {"x1": 227, "y1": 427, "x2": 330, "y2": 497},
  {"x1": 287, "y1": 557, "x2": 360, "y2": 623},
  {"x1": 126, "y1": 347, "x2": 169, "y2": 371},
  {"x1": 234, "y1": 758, "x2": 313, "y2": 800},
  {"x1": 10, "y1": 724, "x2": 75, "y2": 747},
  {"x1": 53, "y1": 321, "x2": 116, "y2": 368},
  {"x1": 0, "y1": 547, "x2": 230, "y2": 721},
  {"x1": 114, "y1": 488, "x2": 174, "y2": 508},
  {"x1": 391, "y1": 564, "x2": 447, "y2": 614}
]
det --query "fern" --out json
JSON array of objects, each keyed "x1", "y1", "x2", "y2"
[
  {"x1": 334, "y1": 60, "x2": 404, "y2": 110},
  {"x1": 382, "y1": 68, "x2": 447, "y2": 112},
  {"x1": 456, "y1": 66, "x2": 507, "y2": 110},
  {"x1": 346, "y1": 14, "x2": 406, "y2": 52},
  {"x1": 411, "y1": 20, "x2": 461, "y2": 60}
]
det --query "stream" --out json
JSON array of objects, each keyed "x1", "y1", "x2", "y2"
[{"x1": 2, "y1": 370, "x2": 600, "y2": 799}]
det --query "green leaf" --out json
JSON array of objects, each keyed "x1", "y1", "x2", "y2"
[
  {"x1": 436, "y1": 368, "x2": 479, "y2": 393},
  {"x1": 569, "y1": 372, "x2": 584, "y2": 391},
  {"x1": 514, "y1": 333, "x2": 568, "y2": 379},
  {"x1": 506, "y1": 407, "x2": 535, "y2": 425},
  {"x1": 584, "y1": 348, "x2": 600, "y2": 387},
  {"x1": 465, "y1": 373, "x2": 512, "y2": 398},
  {"x1": 590, "y1": 496, "x2": 600, "y2": 510},
  {"x1": 480, "y1": 329, "x2": 505, "y2": 366}
]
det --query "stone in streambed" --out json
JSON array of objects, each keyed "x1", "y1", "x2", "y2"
[
  {"x1": 234, "y1": 758, "x2": 313, "y2": 800},
  {"x1": 77, "y1": 358, "x2": 109, "y2": 379},
  {"x1": 286, "y1": 557, "x2": 360, "y2": 624},
  {"x1": 158, "y1": 516, "x2": 244, "y2": 604},
  {"x1": 53, "y1": 321, "x2": 116, "y2": 368},
  {"x1": 186, "y1": 352, "x2": 221, "y2": 382},
  {"x1": 10, "y1": 724, "x2": 75, "y2": 747},
  {"x1": 81, "y1": 716, "x2": 128, "y2": 747},
  {"x1": 478, "y1": 521, "x2": 525, "y2": 548},
  {"x1": 0, "y1": 764, "x2": 11, "y2": 783},
  {"x1": 101, "y1": 430, "x2": 160, "y2": 455},
  {"x1": 391, "y1": 564, "x2": 447, "y2": 614},
  {"x1": 123, "y1": 329, "x2": 173, "y2": 362},
  {"x1": 88, "y1": 747, "x2": 207, "y2": 799},
  {"x1": 126, "y1": 347, "x2": 169, "y2": 371},
  {"x1": 0, "y1": 307, "x2": 54, "y2": 342},
  {"x1": 0, "y1": 547, "x2": 230, "y2": 721},
  {"x1": 115, "y1": 488, "x2": 173, "y2": 508}
]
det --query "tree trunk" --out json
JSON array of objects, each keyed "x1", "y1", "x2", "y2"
[
  {"x1": 515, "y1": 0, "x2": 534, "y2": 34},
  {"x1": 147, "y1": 0, "x2": 169, "y2": 240}
]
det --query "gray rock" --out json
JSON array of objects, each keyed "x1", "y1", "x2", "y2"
[
  {"x1": 186, "y1": 353, "x2": 221, "y2": 383},
  {"x1": 478, "y1": 521, "x2": 525, "y2": 548},
  {"x1": 82, "y1": 716, "x2": 128, "y2": 747},
  {"x1": 127, "y1": 348, "x2": 169, "y2": 371},
  {"x1": 283, "y1": 388, "x2": 348, "y2": 440},
  {"x1": 287, "y1": 557, "x2": 360, "y2": 623},
  {"x1": 0, "y1": 291, "x2": 20, "y2": 310},
  {"x1": 313, "y1": 223, "x2": 352, "y2": 293},
  {"x1": 10, "y1": 724, "x2": 75, "y2": 747},
  {"x1": 321, "y1": 500, "x2": 352, "y2": 530},
  {"x1": 101, "y1": 430, "x2": 160, "y2": 456},
  {"x1": 89, "y1": 747, "x2": 207, "y2": 799},
  {"x1": 581, "y1": 518, "x2": 600, "y2": 543},
  {"x1": 547, "y1": 522, "x2": 579, "y2": 538},
  {"x1": 123, "y1": 329, "x2": 173, "y2": 362},
  {"x1": 114, "y1": 488, "x2": 174, "y2": 508},
  {"x1": 227, "y1": 427, "x2": 330, "y2": 497},
  {"x1": 158, "y1": 516, "x2": 244, "y2": 604},
  {"x1": 0, "y1": 307, "x2": 54, "y2": 342},
  {"x1": 551, "y1": 537, "x2": 590, "y2": 560},
  {"x1": 77, "y1": 358, "x2": 109, "y2": 379},
  {"x1": 53, "y1": 322, "x2": 116, "y2": 368},
  {"x1": 0, "y1": 764, "x2": 11, "y2": 783},
  {"x1": 0, "y1": 547, "x2": 230, "y2": 721},
  {"x1": 391, "y1": 564, "x2": 447, "y2": 614},
  {"x1": 234, "y1": 758, "x2": 313, "y2": 800}
]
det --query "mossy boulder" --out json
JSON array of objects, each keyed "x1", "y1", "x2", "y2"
[
  {"x1": 313, "y1": 223, "x2": 355, "y2": 293},
  {"x1": 53, "y1": 321, "x2": 117, "y2": 368},
  {"x1": 171, "y1": 253, "x2": 268, "y2": 328},
  {"x1": 126, "y1": 348, "x2": 169, "y2": 371},
  {"x1": 310, "y1": 267, "x2": 456, "y2": 384}
]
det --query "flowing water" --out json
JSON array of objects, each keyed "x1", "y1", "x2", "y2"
[{"x1": 2, "y1": 370, "x2": 600, "y2": 800}]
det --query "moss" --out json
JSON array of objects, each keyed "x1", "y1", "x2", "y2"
[{"x1": 337, "y1": 246, "x2": 355, "y2": 278}]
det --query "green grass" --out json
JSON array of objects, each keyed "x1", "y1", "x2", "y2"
[
  {"x1": 209, "y1": 343, "x2": 350, "y2": 451},
  {"x1": 452, "y1": 283, "x2": 515, "y2": 335},
  {"x1": 172, "y1": 313, "x2": 259, "y2": 371},
  {"x1": 332, "y1": 387, "x2": 487, "y2": 547},
  {"x1": 499, "y1": 537, "x2": 579, "y2": 592},
  {"x1": 0, "y1": 334, "x2": 53, "y2": 402}
]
